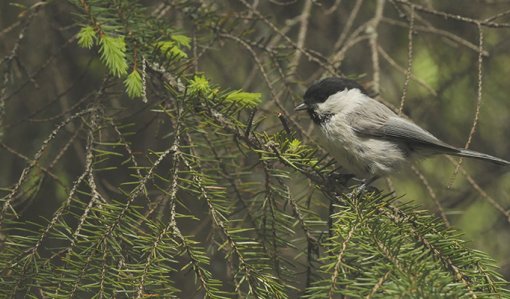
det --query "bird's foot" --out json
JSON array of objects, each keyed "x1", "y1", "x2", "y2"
[
  {"x1": 348, "y1": 177, "x2": 380, "y2": 198},
  {"x1": 349, "y1": 183, "x2": 368, "y2": 198}
]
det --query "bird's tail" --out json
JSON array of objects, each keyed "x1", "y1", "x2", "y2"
[{"x1": 452, "y1": 149, "x2": 510, "y2": 166}]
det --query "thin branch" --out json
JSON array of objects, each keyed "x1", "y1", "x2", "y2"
[
  {"x1": 448, "y1": 23, "x2": 484, "y2": 188},
  {"x1": 398, "y1": 5, "x2": 414, "y2": 115}
]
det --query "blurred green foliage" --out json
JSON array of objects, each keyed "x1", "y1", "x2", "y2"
[{"x1": 1, "y1": 0, "x2": 510, "y2": 297}]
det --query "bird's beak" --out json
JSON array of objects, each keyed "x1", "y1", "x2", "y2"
[{"x1": 294, "y1": 103, "x2": 308, "y2": 111}]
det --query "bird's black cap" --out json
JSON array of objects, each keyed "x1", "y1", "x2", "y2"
[{"x1": 303, "y1": 77, "x2": 367, "y2": 106}]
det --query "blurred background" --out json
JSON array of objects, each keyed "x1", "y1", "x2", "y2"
[
  {"x1": 201, "y1": 0, "x2": 510, "y2": 278},
  {"x1": 1, "y1": 0, "x2": 510, "y2": 290}
]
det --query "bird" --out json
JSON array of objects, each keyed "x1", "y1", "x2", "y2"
[{"x1": 295, "y1": 77, "x2": 510, "y2": 186}]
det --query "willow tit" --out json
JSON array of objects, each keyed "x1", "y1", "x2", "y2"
[{"x1": 295, "y1": 77, "x2": 510, "y2": 185}]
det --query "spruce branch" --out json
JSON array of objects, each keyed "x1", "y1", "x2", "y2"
[{"x1": 1, "y1": 1, "x2": 510, "y2": 298}]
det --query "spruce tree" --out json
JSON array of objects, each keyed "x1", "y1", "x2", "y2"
[{"x1": 1, "y1": 1, "x2": 509, "y2": 298}]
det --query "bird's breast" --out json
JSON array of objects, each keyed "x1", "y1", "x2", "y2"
[{"x1": 318, "y1": 117, "x2": 408, "y2": 178}]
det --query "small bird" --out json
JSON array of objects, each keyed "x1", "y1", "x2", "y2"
[{"x1": 295, "y1": 77, "x2": 510, "y2": 185}]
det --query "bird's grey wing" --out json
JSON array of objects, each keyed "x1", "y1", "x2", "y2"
[{"x1": 347, "y1": 103, "x2": 459, "y2": 152}]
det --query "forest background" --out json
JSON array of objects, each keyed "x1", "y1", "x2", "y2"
[{"x1": 1, "y1": 0, "x2": 510, "y2": 298}]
